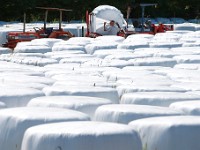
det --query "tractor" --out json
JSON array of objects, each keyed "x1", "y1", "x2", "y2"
[
  {"x1": 3, "y1": 7, "x2": 74, "y2": 49},
  {"x1": 85, "y1": 4, "x2": 174, "y2": 38}
]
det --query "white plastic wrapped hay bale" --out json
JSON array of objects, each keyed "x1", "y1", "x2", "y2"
[
  {"x1": 128, "y1": 57, "x2": 177, "y2": 67},
  {"x1": 94, "y1": 35, "x2": 125, "y2": 43},
  {"x1": 170, "y1": 100, "x2": 200, "y2": 115},
  {"x1": 44, "y1": 63, "x2": 81, "y2": 72},
  {"x1": 81, "y1": 58, "x2": 106, "y2": 67},
  {"x1": 116, "y1": 77, "x2": 174, "y2": 87},
  {"x1": 0, "y1": 54, "x2": 12, "y2": 61},
  {"x1": 93, "y1": 49, "x2": 134, "y2": 58},
  {"x1": 181, "y1": 31, "x2": 200, "y2": 38},
  {"x1": 14, "y1": 57, "x2": 58, "y2": 66},
  {"x1": 50, "y1": 74, "x2": 107, "y2": 83},
  {"x1": 126, "y1": 34, "x2": 154, "y2": 40},
  {"x1": 182, "y1": 42, "x2": 200, "y2": 47},
  {"x1": 0, "y1": 82, "x2": 47, "y2": 90},
  {"x1": 162, "y1": 69, "x2": 200, "y2": 82},
  {"x1": 14, "y1": 44, "x2": 52, "y2": 53},
  {"x1": 170, "y1": 47, "x2": 200, "y2": 55},
  {"x1": 12, "y1": 52, "x2": 47, "y2": 58},
  {"x1": 133, "y1": 48, "x2": 176, "y2": 58},
  {"x1": 117, "y1": 42, "x2": 149, "y2": 50},
  {"x1": 152, "y1": 32, "x2": 182, "y2": 42},
  {"x1": 117, "y1": 35, "x2": 150, "y2": 49},
  {"x1": 59, "y1": 55, "x2": 95, "y2": 64},
  {"x1": 2, "y1": 54, "x2": 57, "y2": 65},
  {"x1": 0, "y1": 60, "x2": 43, "y2": 72},
  {"x1": 47, "y1": 51, "x2": 87, "y2": 61},
  {"x1": 0, "y1": 107, "x2": 89, "y2": 150},
  {"x1": 43, "y1": 86, "x2": 119, "y2": 104},
  {"x1": 187, "y1": 91, "x2": 200, "y2": 96},
  {"x1": 174, "y1": 63, "x2": 200, "y2": 70},
  {"x1": 195, "y1": 26, "x2": 200, "y2": 31},
  {"x1": 0, "y1": 101, "x2": 6, "y2": 109},
  {"x1": 72, "y1": 66, "x2": 118, "y2": 76},
  {"x1": 52, "y1": 44, "x2": 85, "y2": 52},
  {"x1": 30, "y1": 38, "x2": 63, "y2": 48},
  {"x1": 153, "y1": 67, "x2": 185, "y2": 76},
  {"x1": 53, "y1": 80, "x2": 116, "y2": 89},
  {"x1": 95, "y1": 104, "x2": 183, "y2": 124},
  {"x1": 0, "y1": 74, "x2": 55, "y2": 85},
  {"x1": 129, "y1": 116, "x2": 200, "y2": 150},
  {"x1": 171, "y1": 47, "x2": 199, "y2": 56},
  {"x1": 27, "y1": 96, "x2": 112, "y2": 119},
  {"x1": 49, "y1": 71, "x2": 101, "y2": 80},
  {"x1": 117, "y1": 85, "x2": 186, "y2": 98},
  {"x1": 104, "y1": 70, "x2": 172, "y2": 85},
  {"x1": 0, "y1": 47, "x2": 12, "y2": 54},
  {"x1": 174, "y1": 55, "x2": 200, "y2": 64},
  {"x1": 0, "y1": 67, "x2": 44, "y2": 77},
  {"x1": 179, "y1": 37, "x2": 200, "y2": 43},
  {"x1": 44, "y1": 66, "x2": 112, "y2": 78},
  {"x1": 103, "y1": 52, "x2": 145, "y2": 60},
  {"x1": 121, "y1": 92, "x2": 200, "y2": 107},
  {"x1": 101, "y1": 59, "x2": 134, "y2": 68},
  {"x1": 45, "y1": 70, "x2": 77, "y2": 78},
  {"x1": 149, "y1": 42, "x2": 182, "y2": 48},
  {"x1": 46, "y1": 50, "x2": 85, "y2": 59},
  {"x1": 181, "y1": 37, "x2": 200, "y2": 46},
  {"x1": 52, "y1": 37, "x2": 91, "y2": 51},
  {"x1": 102, "y1": 69, "x2": 152, "y2": 81},
  {"x1": 13, "y1": 38, "x2": 61, "y2": 53},
  {"x1": 0, "y1": 86, "x2": 44, "y2": 107},
  {"x1": 174, "y1": 23, "x2": 196, "y2": 31},
  {"x1": 171, "y1": 82, "x2": 200, "y2": 91},
  {"x1": 33, "y1": 57, "x2": 58, "y2": 66},
  {"x1": 68, "y1": 37, "x2": 94, "y2": 43},
  {"x1": 85, "y1": 42, "x2": 119, "y2": 54},
  {"x1": 120, "y1": 34, "x2": 151, "y2": 47},
  {"x1": 21, "y1": 121, "x2": 142, "y2": 150},
  {"x1": 123, "y1": 65, "x2": 170, "y2": 71},
  {"x1": 150, "y1": 37, "x2": 182, "y2": 48}
]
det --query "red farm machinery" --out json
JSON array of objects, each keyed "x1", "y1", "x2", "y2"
[
  {"x1": 3, "y1": 7, "x2": 73, "y2": 49},
  {"x1": 85, "y1": 4, "x2": 174, "y2": 38}
]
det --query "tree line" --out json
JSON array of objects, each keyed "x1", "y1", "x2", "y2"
[{"x1": 0, "y1": 0, "x2": 199, "y2": 22}]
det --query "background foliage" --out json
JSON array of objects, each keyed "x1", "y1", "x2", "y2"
[{"x1": 0, "y1": 0, "x2": 199, "y2": 22}]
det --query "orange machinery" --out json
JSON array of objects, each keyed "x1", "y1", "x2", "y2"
[{"x1": 3, "y1": 7, "x2": 73, "y2": 49}]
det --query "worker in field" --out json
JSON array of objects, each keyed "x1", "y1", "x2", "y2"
[{"x1": 104, "y1": 20, "x2": 120, "y2": 35}]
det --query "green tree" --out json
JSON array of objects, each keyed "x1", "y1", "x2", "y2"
[{"x1": 0, "y1": 0, "x2": 199, "y2": 22}]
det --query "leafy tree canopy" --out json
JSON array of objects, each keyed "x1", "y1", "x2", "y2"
[{"x1": 0, "y1": 0, "x2": 199, "y2": 22}]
